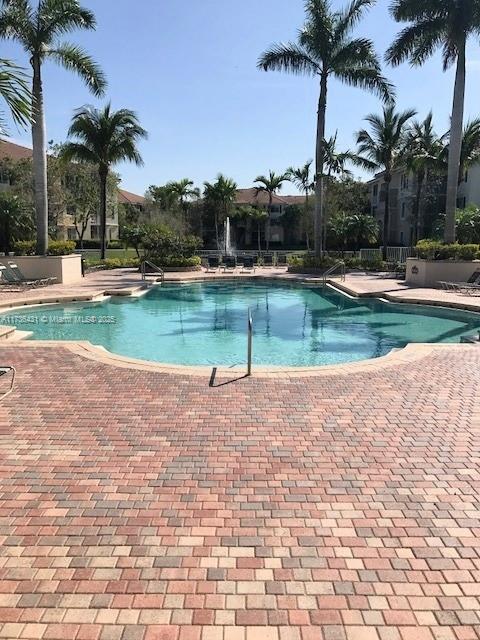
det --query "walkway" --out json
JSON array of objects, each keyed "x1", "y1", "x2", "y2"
[{"x1": 0, "y1": 343, "x2": 479, "y2": 640}]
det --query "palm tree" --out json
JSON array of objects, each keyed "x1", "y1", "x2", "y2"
[
  {"x1": 0, "y1": 58, "x2": 31, "y2": 134},
  {"x1": 356, "y1": 104, "x2": 416, "y2": 258},
  {"x1": 254, "y1": 170, "x2": 288, "y2": 251},
  {"x1": 287, "y1": 160, "x2": 314, "y2": 250},
  {"x1": 402, "y1": 113, "x2": 444, "y2": 243},
  {"x1": 61, "y1": 104, "x2": 147, "y2": 260},
  {"x1": 0, "y1": 0, "x2": 106, "y2": 255},
  {"x1": 168, "y1": 179, "x2": 200, "y2": 221},
  {"x1": 203, "y1": 174, "x2": 238, "y2": 251},
  {"x1": 386, "y1": 0, "x2": 480, "y2": 244},
  {"x1": 329, "y1": 211, "x2": 378, "y2": 253},
  {"x1": 322, "y1": 132, "x2": 361, "y2": 249},
  {"x1": 233, "y1": 205, "x2": 268, "y2": 253},
  {"x1": 456, "y1": 118, "x2": 480, "y2": 186},
  {"x1": 258, "y1": 0, "x2": 392, "y2": 258}
]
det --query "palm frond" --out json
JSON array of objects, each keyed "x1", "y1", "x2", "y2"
[
  {"x1": 386, "y1": 18, "x2": 446, "y2": 67},
  {"x1": 0, "y1": 0, "x2": 35, "y2": 49},
  {"x1": 60, "y1": 141, "x2": 97, "y2": 164},
  {"x1": 48, "y1": 42, "x2": 106, "y2": 96},
  {"x1": 257, "y1": 42, "x2": 319, "y2": 76},
  {"x1": 335, "y1": 0, "x2": 375, "y2": 38},
  {"x1": 338, "y1": 66, "x2": 394, "y2": 102},
  {"x1": 0, "y1": 57, "x2": 31, "y2": 127},
  {"x1": 39, "y1": 0, "x2": 96, "y2": 42}
]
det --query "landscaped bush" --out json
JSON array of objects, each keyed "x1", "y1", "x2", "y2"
[
  {"x1": 157, "y1": 256, "x2": 201, "y2": 268},
  {"x1": 14, "y1": 239, "x2": 77, "y2": 256},
  {"x1": 107, "y1": 240, "x2": 124, "y2": 249},
  {"x1": 75, "y1": 239, "x2": 100, "y2": 249},
  {"x1": 47, "y1": 240, "x2": 76, "y2": 256},
  {"x1": 142, "y1": 224, "x2": 202, "y2": 267},
  {"x1": 85, "y1": 257, "x2": 140, "y2": 270},
  {"x1": 416, "y1": 240, "x2": 480, "y2": 261},
  {"x1": 13, "y1": 240, "x2": 36, "y2": 255},
  {"x1": 287, "y1": 255, "x2": 337, "y2": 269}
]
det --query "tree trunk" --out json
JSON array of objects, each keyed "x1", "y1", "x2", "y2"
[
  {"x1": 412, "y1": 170, "x2": 424, "y2": 246},
  {"x1": 383, "y1": 175, "x2": 391, "y2": 261},
  {"x1": 314, "y1": 73, "x2": 328, "y2": 258},
  {"x1": 266, "y1": 195, "x2": 272, "y2": 252},
  {"x1": 31, "y1": 56, "x2": 49, "y2": 255},
  {"x1": 99, "y1": 167, "x2": 108, "y2": 261},
  {"x1": 304, "y1": 192, "x2": 310, "y2": 251},
  {"x1": 214, "y1": 210, "x2": 220, "y2": 251},
  {"x1": 445, "y1": 38, "x2": 466, "y2": 244},
  {"x1": 257, "y1": 222, "x2": 261, "y2": 253}
]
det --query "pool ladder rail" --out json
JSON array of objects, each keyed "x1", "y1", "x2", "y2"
[
  {"x1": 141, "y1": 260, "x2": 165, "y2": 284},
  {"x1": 322, "y1": 261, "x2": 346, "y2": 286}
]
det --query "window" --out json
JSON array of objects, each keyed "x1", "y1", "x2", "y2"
[
  {"x1": 90, "y1": 225, "x2": 99, "y2": 240},
  {"x1": 401, "y1": 202, "x2": 406, "y2": 220},
  {"x1": 373, "y1": 184, "x2": 378, "y2": 198},
  {"x1": 464, "y1": 170, "x2": 468, "y2": 183},
  {"x1": 0, "y1": 168, "x2": 10, "y2": 184},
  {"x1": 400, "y1": 231, "x2": 404, "y2": 244},
  {"x1": 67, "y1": 205, "x2": 76, "y2": 216},
  {"x1": 67, "y1": 228, "x2": 77, "y2": 241},
  {"x1": 401, "y1": 174, "x2": 409, "y2": 190}
]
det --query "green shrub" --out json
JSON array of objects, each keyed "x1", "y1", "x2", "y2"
[
  {"x1": 107, "y1": 240, "x2": 124, "y2": 249},
  {"x1": 85, "y1": 257, "x2": 140, "y2": 270},
  {"x1": 13, "y1": 240, "x2": 36, "y2": 255},
  {"x1": 287, "y1": 255, "x2": 337, "y2": 269},
  {"x1": 416, "y1": 240, "x2": 480, "y2": 261},
  {"x1": 156, "y1": 256, "x2": 201, "y2": 268},
  {"x1": 47, "y1": 240, "x2": 76, "y2": 256}
]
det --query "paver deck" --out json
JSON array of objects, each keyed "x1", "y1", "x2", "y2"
[{"x1": 0, "y1": 342, "x2": 479, "y2": 639}]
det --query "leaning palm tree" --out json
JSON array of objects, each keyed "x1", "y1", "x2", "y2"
[
  {"x1": 258, "y1": 0, "x2": 392, "y2": 257},
  {"x1": 386, "y1": 0, "x2": 480, "y2": 244},
  {"x1": 61, "y1": 104, "x2": 147, "y2": 260},
  {"x1": 356, "y1": 104, "x2": 416, "y2": 258},
  {"x1": 254, "y1": 170, "x2": 288, "y2": 251},
  {"x1": 203, "y1": 174, "x2": 238, "y2": 251},
  {"x1": 0, "y1": 0, "x2": 106, "y2": 255},
  {"x1": 402, "y1": 113, "x2": 444, "y2": 243},
  {"x1": 287, "y1": 160, "x2": 314, "y2": 250},
  {"x1": 0, "y1": 58, "x2": 31, "y2": 134}
]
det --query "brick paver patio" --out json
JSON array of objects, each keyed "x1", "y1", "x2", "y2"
[{"x1": 0, "y1": 343, "x2": 479, "y2": 639}]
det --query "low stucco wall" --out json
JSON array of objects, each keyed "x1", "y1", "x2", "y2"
[
  {"x1": 0, "y1": 254, "x2": 82, "y2": 284},
  {"x1": 406, "y1": 258, "x2": 480, "y2": 287}
]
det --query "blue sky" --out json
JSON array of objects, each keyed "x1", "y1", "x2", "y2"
[{"x1": 1, "y1": 0, "x2": 479, "y2": 195}]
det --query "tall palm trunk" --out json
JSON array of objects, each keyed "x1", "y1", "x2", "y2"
[
  {"x1": 445, "y1": 38, "x2": 466, "y2": 244},
  {"x1": 304, "y1": 192, "x2": 310, "y2": 251},
  {"x1": 412, "y1": 170, "x2": 425, "y2": 246},
  {"x1": 383, "y1": 174, "x2": 391, "y2": 261},
  {"x1": 31, "y1": 56, "x2": 49, "y2": 255},
  {"x1": 99, "y1": 166, "x2": 108, "y2": 260},
  {"x1": 314, "y1": 73, "x2": 328, "y2": 258},
  {"x1": 266, "y1": 193, "x2": 272, "y2": 252},
  {"x1": 257, "y1": 222, "x2": 261, "y2": 252},
  {"x1": 214, "y1": 210, "x2": 220, "y2": 251}
]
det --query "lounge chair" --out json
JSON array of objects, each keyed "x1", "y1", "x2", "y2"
[
  {"x1": 4, "y1": 262, "x2": 56, "y2": 288},
  {"x1": 439, "y1": 270, "x2": 480, "y2": 292},
  {"x1": 0, "y1": 365, "x2": 15, "y2": 401},
  {"x1": 222, "y1": 256, "x2": 237, "y2": 272},
  {"x1": 241, "y1": 256, "x2": 255, "y2": 273},
  {"x1": 263, "y1": 254, "x2": 274, "y2": 267},
  {"x1": 277, "y1": 254, "x2": 287, "y2": 266},
  {"x1": 205, "y1": 256, "x2": 220, "y2": 272}
]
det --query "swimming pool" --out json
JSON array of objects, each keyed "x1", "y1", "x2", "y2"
[{"x1": 2, "y1": 281, "x2": 479, "y2": 367}]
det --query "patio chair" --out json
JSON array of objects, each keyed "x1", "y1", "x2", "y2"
[
  {"x1": 241, "y1": 256, "x2": 255, "y2": 273},
  {"x1": 277, "y1": 254, "x2": 287, "y2": 266},
  {"x1": 6, "y1": 262, "x2": 56, "y2": 287},
  {"x1": 205, "y1": 256, "x2": 220, "y2": 272},
  {"x1": 263, "y1": 254, "x2": 274, "y2": 267},
  {"x1": 438, "y1": 270, "x2": 480, "y2": 292},
  {"x1": 222, "y1": 256, "x2": 237, "y2": 272},
  {"x1": 0, "y1": 365, "x2": 15, "y2": 402}
]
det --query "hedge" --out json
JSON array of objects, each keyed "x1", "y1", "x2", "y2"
[
  {"x1": 416, "y1": 240, "x2": 480, "y2": 261},
  {"x1": 12, "y1": 239, "x2": 76, "y2": 256}
]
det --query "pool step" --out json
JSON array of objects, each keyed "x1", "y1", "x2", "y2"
[{"x1": 461, "y1": 333, "x2": 480, "y2": 344}]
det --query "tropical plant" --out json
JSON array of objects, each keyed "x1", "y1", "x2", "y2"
[
  {"x1": 0, "y1": 191, "x2": 34, "y2": 253},
  {"x1": 456, "y1": 205, "x2": 480, "y2": 244},
  {"x1": 328, "y1": 211, "x2": 378, "y2": 252},
  {"x1": 168, "y1": 179, "x2": 200, "y2": 220},
  {"x1": 258, "y1": 0, "x2": 392, "y2": 257},
  {"x1": 356, "y1": 104, "x2": 416, "y2": 258},
  {"x1": 0, "y1": 0, "x2": 107, "y2": 255},
  {"x1": 386, "y1": 0, "x2": 480, "y2": 244},
  {"x1": 253, "y1": 170, "x2": 288, "y2": 251},
  {"x1": 0, "y1": 57, "x2": 31, "y2": 134},
  {"x1": 61, "y1": 104, "x2": 147, "y2": 260},
  {"x1": 439, "y1": 118, "x2": 480, "y2": 186},
  {"x1": 233, "y1": 205, "x2": 268, "y2": 252},
  {"x1": 203, "y1": 174, "x2": 238, "y2": 250},
  {"x1": 402, "y1": 112, "x2": 444, "y2": 243},
  {"x1": 287, "y1": 160, "x2": 314, "y2": 250}
]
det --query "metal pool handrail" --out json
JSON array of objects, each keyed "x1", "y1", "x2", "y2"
[
  {"x1": 141, "y1": 260, "x2": 165, "y2": 283},
  {"x1": 322, "y1": 261, "x2": 346, "y2": 286}
]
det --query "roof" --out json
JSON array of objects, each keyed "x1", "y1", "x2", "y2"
[
  {"x1": 118, "y1": 189, "x2": 146, "y2": 205},
  {"x1": 235, "y1": 188, "x2": 306, "y2": 207},
  {"x1": 0, "y1": 140, "x2": 33, "y2": 161}
]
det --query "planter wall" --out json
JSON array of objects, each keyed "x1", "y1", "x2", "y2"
[
  {"x1": 0, "y1": 254, "x2": 82, "y2": 284},
  {"x1": 406, "y1": 258, "x2": 480, "y2": 288}
]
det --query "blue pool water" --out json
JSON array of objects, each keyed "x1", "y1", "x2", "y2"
[{"x1": 2, "y1": 282, "x2": 480, "y2": 366}]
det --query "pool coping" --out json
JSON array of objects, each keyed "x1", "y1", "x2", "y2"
[{"x1": 1, "y1": 274, "x2": 479, "y2": 377}]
